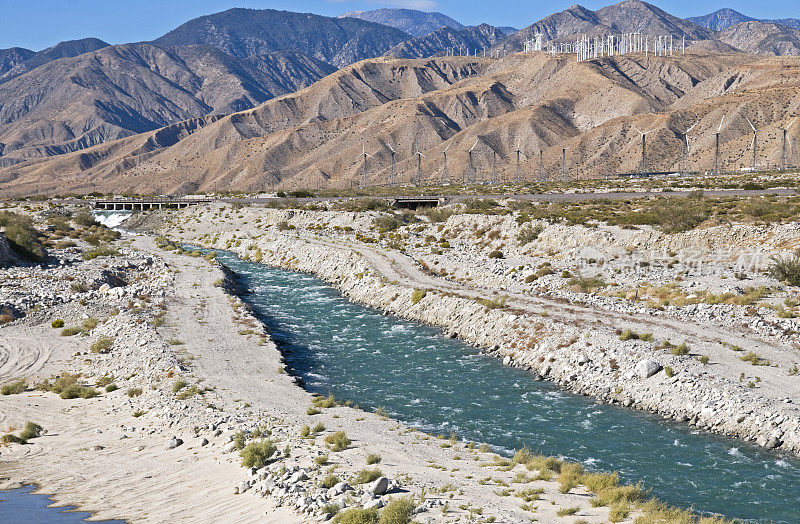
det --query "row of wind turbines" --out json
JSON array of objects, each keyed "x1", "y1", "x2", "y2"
[{"x1": 354, "y1": 115, "x2": 798, "y2": 188}]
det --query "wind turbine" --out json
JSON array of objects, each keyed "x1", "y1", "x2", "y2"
[
  {"x1": 744, "y1": 116, "x2": 759, "y2": 172},
  {"x1": 538, "y1": 149, "x2": 545, "y2": 182},
  {"x1": 514, "y1": 140, "x2": 525, "y2": 184},
  {"x1": 780, "y1": 117, "x2": 797, "y2": 172},
  {"x1": 678, "y1": 120, "x2": 699, "y2": 174},
  {"x1": 442, "y1": 143, "x2": 452, "y2": 185},
  {"x1": 467, "y1": 138, "x2": 480, "y2": 185},
  {"x1": 414, "y1": 147, "x2": 425, "y2": 186},
  {"x1": 634, "y1": 127, "x2": 651, "y2": 175},
  {"x1": 714, "y1": 115, "x2": 725, "y2": 175},
  {"x1": 385, "y1": 142, "x2": 397, "y2": 186},
  {"x1": 361, "y1": 141, "x2": 372, "y2": 188}
]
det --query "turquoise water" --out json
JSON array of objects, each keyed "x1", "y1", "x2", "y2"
[
  {"x1": 214, "y1": 249, "x2": 800, "y2": 522},
  {"x1": 0, "y1": 485, "x2": 125, "y2": 523}
]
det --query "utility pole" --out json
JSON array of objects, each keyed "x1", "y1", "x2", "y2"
[
  {"x1": 442, "y1": 144, "x2": 451, "y2": 185},
  {"x1": 561, "y1": 147, "x2": 567, "y2": 181},
  {"x1": 361, "y1": 141, "x2": 371, "y2": 189}
]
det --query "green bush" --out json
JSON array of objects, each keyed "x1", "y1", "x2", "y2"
[
  {"x1": 332, "y1": 508, "x2": 378, "y2": 524},
  {"x1": 19, "y1": 422, "x2": 43, "y2": 441},
  {"x1": 59, "y1": 384, "x2": 99, "y2": 399},
  {"x1": 353, "y1": 468, "x2": 382, "y2": 484},
  {"x1": 0, "y1": 211, "x2": 47, "y2": 261},
  {"x1": 240, "y1": 440, "x2": 276, "y2": 468},
  {"x1": 172, "y1": 379, "x2": 188, "y2": 393},
  {"x1": 768, "y1": 251, "x2": 800, "y2": 286},
  {"x1": 366, "y1": 453, "x2": 382, "y2": 465},
  {"x1": 322, "y1": 473, "x2": 340, "y2": 488},
  {"x1": 105, "y1": 384, "x2": 119, "y2": 393},
  {"x1": 325, "y1": 431, "x2": 351, "y2": 452},
  {"x1": 517, "y1": 223, "x2": 544, "y2": 246},
  {"x1": 127, "y1": 387, "x2": 143, "y2": 397},
  {"x1": 1, "y1": 380, "x2": 28, "y2": 395},
  {"x1": 51, "y1": 319, "x2": 64, "y2": 328},
  {"x1": 61, "y1": 326, "x2": 82, "y2": 336},
  {"x1": 312, "y1": 394, "x2": 337, "y2": 408},
  {"x1": 411, "y1": 289, "x2": 426, "y2": 305},
  {"x1": 670, "y1": 342, "x2": 690, "y2": 356},
  {"x1": 90, "y1": 336, "x2": 114, "y2": 354},
  {"x1": 488, "y1": 250, "x2": 504, "y2": 259},
  {"x1": 378, "y1": 497, "x2": 415, "y2": 524},
  {"x1": 82, "y1": 245, "x2": 118, "y2": 261}
]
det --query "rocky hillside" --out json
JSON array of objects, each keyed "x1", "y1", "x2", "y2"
[
  {"x1": 0, "y1": 43, "x2": 334, "y2": 167},
  {"x1": 387, "y1": 24, "x2": 510, "y2": 59},
  {"x1": 9, "y1": 51, "x2": 799, "y2": 195},
  {"x1": 339, "y1": 8, "x2": 463, "y2": 37},
  {"x1": 720, "y1": 21, "x2": 800, "y2": 56},
  {"x1": 688, "y1": 8, "x2": 800, "y2": 31},
  {"x1": 152, "y1": 8, "x2": 410, "y2": 68},
  {"x1": 0, "y1": 38, "x2": 109, "y2": 83},
  {"x1": 0, "y1": 47, "x2": 35, "y2": 76}
]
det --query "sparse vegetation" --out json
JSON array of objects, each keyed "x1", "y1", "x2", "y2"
[
  {"x1": 90, "y1": 335, "x2": 114, "y2": 354},
  {"x1": 353, "y1": 468, "x2": 382, "y2": 484},
  {"x1": 768, "y1": 250, "x2": 800, "y2": 286},
  {"x1": 51, "y1": 319, "x2": 64, "y2": 328},
  {"x1": 366, "y1": 453, "x2": 382, "y2": 465},
  {"x1": 411, "y1": 289, "x2": 427, "y2": 305},
  {"x1": 1, "y1": 380, "x2": 28, "y2": 395},
  {"x1": 325, "y1": 431, "x2": 351, "y2": 452},
  {"x1": 240, "y1": 440, "x2": 277, "y2": 468}
]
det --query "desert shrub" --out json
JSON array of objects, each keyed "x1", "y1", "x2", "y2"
[
  {"x1": 82, "y1": 244, "x2": 118, "y2": 260},
  {"x1": 558, "y1": 463, "x2": 583, "y2": 493},
  {"x1": 105, "y1": 384, "x2": 118, "y2": 393},
  {"x1": 172, "y1": 379, "x2": 188, "y2": 393},
  {"x1": 176, "y1": 385, "x2": 200, "y2": 400},
  {"x1": 276, "y1": 220, "x2": 292, "y2": 231},
  {"x1": 38, "y1": 373, "x2": 78, "y2": 394},
  {"x1": 233, "y1": 430, "x2": 247, "y2": 450},
  {"x1": 82, "y1": 317, "x2": 99, "y2": 331},
  {"x1": 378, "y1": 497, "x2": 415, "y2": 524},
  {"x1": 325, "y1": 431, "x2": 351, "y2": 452},
  {"x1": 60, "y1": 326, "x2": 81, "y2": 336},
  {"x1": 300, "y1": 425, "x2": 311, "y2": 438},
  {"x1": 488, "y1": 249, "x2": 504, "y2": 259},
  {"x1": 334, "y1": 199, "x2": 389, "y2": 213},
  {"x1": 315, "y1": 454, "x2": 329, "y2": 466},
  {"x1": 307, "y1": 406, "x2": 321, "y2": 415},
  {"x1": 568, "y1": 275, "x2": 606, "y2": 292},
  {"x1": 240, "y1": 439, "x2": 276, "y2": 468},
  {"x1": 322, "y1": 473, "x2": 340, "y2": 488},
  {"x1": 670, "y1": 342, "x2": 690, "y2": 356},
  {"x1": 73, "y1": 211, "x2": 97, "y2": 227},
  {"x1": 353, "y1": 468, "x2": 382, "y2": 484},
  {"x1": 90, "y1": 336, "x2": 114, "y2": 354},
  {"x1": 740, "y1": 351, "x2": 769, "y2": 366},
  {"x1": 127, "y1": 387, "x2": 143, "y2": 397},
  {"x1": 51, "y1": 319, "x2": 64, "y2": 328},
  {"x1": 366, "y1": 453, "x2": 382, "y2": 465},
  {"x1": 332, "y1": 508, "x2": 378, "y2": 524},
  {"x1": 664, "y1": 366, "x2": 675, "y2": 378},
  {"x1": 556, "y1": 506, "x2": 580, "y2": 517},
  {"x1": 321, "y1": 504, "x2": 340, "y2": 517},
  {"x1": 0, "y1": 211, "x2": 46, "y2": 261},
  {"x1": 312, "y1": 422, "x2": 325, "y2": 433},
  {"x1": 19, "y1": 422, "x2": 43, "y2": 440},
  {"x1": 513, "y1": 446, "x2": 533, "y2": 465},
  {"x1": 768, "y1": 251, "x2": 800, "y2": 286},
  {"x1": 374, "y1": 216, "x2": 401, "y2": 232},
  {"x1": 312, "y1": 394, "x2": 337, "y2": 408},
  {"x1": 59, "y1": 384, "x2": 99, "y2": 399},
  {"x1": 425, "y1": 208, "x2": 454, "y2": 223},
  {"x1": 1, "y1": 380, "x2": 28, "y2": 395},
  {"x1": 1, "y1": 433, "x2": 27, "y2": 445},
  {"x1": 411, "y1": 289, "x2": 426, "y2": 304},
  {"x1": 517, "y1": 223, "x2": 544, "y2": 246}
]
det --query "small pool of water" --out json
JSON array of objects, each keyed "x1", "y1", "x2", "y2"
[
  {"x1": 0, "y1": 485, "x2": 125, "y2": 523},
  {"x1": 210, "y1": 248, "x2": 800, "y2": 522}
]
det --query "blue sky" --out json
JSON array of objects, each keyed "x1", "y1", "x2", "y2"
[{"x1": 1, "y1": 0, "x2": 797, "y2": 51}]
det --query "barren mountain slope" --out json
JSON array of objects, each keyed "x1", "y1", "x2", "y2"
[
  {"x1": 0, "y1": 47, "x2": 35, "y2": 76},
  {"x1": 387, "y1": 24, "x2": 510, "y2": 59},
  {"x1": 5, "y1": 52, "x2": 793, "y2": 196},
  {"x1": 0, "y1": 38, "x2": 109, "y2": 83},
  {"x1": 339, "y1": 8, "x2": 464, "y2": 37},
  {"x1": 720, "y1": 21, "x2": 800, "y2": 56},
  {"x1": 152, "y1": 8, "x2": 410, "y2": 68},
  {"x1": 0, "y1": 43, "x2": 335, "y2": 167}
]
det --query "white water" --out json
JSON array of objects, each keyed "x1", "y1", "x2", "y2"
[{"x1": 93, "y1": 211, "x2": 132, "y2": 229}]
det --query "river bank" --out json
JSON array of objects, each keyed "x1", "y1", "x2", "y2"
[
  {"x1": 134, "y1": 202, "x2": 800, "y2": 460},
  {"x1": 0, "y1": 204, "x2": 655, "y2": 523}
]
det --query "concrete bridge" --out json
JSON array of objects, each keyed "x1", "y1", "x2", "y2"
[
  {"x1": 392, "y1": 196, "x2": 444, "y2": 210},
  {"x1": 93, "y1": 198, "x2": 214, "y2": 211}
]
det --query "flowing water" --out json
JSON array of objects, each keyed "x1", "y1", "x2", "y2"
[
  {"x1": 0, "y1": 485, "x2": 125, "y2": 523},
  {"x1": 211, "y1": 248, "x2": 800, "y2": 523}
]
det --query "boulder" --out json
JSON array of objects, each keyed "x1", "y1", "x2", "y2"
[
  {"x1": 368, "y1": 477, "x2": 389, "y2": 496},
  {"x1": 635, "y1": 360, "x2": 662, "y2": 379},
  {"x1": 167, "y1": 437, "x2": 183, "y2": 449}
]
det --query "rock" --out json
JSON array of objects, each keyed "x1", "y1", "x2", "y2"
[
  {"x1": 88, "y1": 445, "x2": 105, "y2": 451},
  {"x1": 135, "y1": 445, "x2": 145, "y2": 452},
  {"x1": 368, "y1": 477, "x2": 389, "y2": 496},
  {"x1": 235, "y1": 480, "x2": 250, "y2": 494},
  {"x1": 364, "y1": 498, "x2": 384, "y2": 510},
  {"x1": 635, "y1": 360, "x2": 662, "y2": 379},
  {"x1": 200, "y1": 438, "x2": 209, "y2": 446},
  {"x1": 222, "y1": 441, "x2": 237, "y2": 453},
  {"x1": 764, "y1": 437, "x2": 782, "y2": 449},
  {"x1": 333, "y1": 481, "x2": 352, "y2": 494},
  {"x1": 99, "y1": 283, "x2": 111, "y2": 294},
  {"x1": 167, "y1": 437, "x2": 183, "y2": 449}
]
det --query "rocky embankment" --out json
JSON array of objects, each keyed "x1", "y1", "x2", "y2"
[{"x1": 145, "y1": 204, "x2": 800, "y2": 458}]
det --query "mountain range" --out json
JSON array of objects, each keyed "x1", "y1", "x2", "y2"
[
  {"x1": 688, "y1": 8, "x2": 800, "y2": 32},
  {"x1": 1, "y1": 1, "x2": 800, "y2": 195}
]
